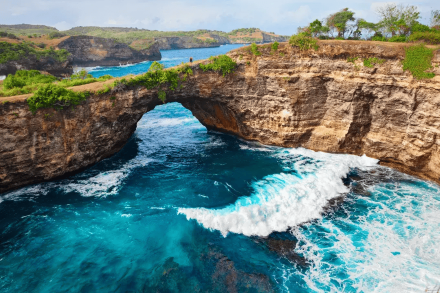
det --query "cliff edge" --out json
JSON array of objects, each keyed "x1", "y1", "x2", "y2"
[{"x1": 0, "y1": 41, "x2": 439, "y2": 193}]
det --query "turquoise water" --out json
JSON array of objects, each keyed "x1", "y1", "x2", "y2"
[{"x1": 1, "y1": 45, "x2": 440, "y2": 292}]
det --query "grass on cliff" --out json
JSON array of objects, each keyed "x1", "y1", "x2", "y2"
[
  {"x1": 0, "y1": 70, "x2": 112, "y2": 97},
  {"x1": 363, "y1": 57, "x2": 385, "y2": 68},
  {"x1": 27, "y1": 84, "x2": 90, "y2": 114},
  {"x1": 402, "y1": 44, "x2": 436, "y2": 79},
  {"x1": 199, "y1": 55, "x2": 237, "y2": 76},
  {"x1": 108, "y1": 61, "x2": 194, "y2": 103},
  {"x1": 289, "y1": 33, "x2": 319, "y2": 51},
  {"x1": 0, "y1": 41, "x2": 69, "y2": 64}
]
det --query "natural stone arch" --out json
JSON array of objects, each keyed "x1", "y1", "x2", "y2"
[{"x1": 1, "y1": 42, "x2": 440, "y2": 193}]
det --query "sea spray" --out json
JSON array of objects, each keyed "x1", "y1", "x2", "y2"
[{"x1": 178, "y1": 148, "x2": 379, "y2": 237}]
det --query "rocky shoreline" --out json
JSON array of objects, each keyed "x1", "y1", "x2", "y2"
[{"x1": 0, "y1": 41, "x2": 439, "y2": 193}]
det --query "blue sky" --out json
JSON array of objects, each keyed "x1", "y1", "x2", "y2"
[{"x1": 0, "y1": 0, "x2": 438, "y2": 34}]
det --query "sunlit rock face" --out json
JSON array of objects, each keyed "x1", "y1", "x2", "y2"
[
  {"x1": 58, "y1": 36, "x2": 161, "y2": 66},
  {"x1": 1, "y1": 41, "x2": 440, "y2": 193}
]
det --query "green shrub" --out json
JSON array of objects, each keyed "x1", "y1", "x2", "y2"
[
  {"x1": 250, "y1": 43, "x2": 261, "y2": 56},
  {"x1": 109, "y1": 61, "x2": 193, "y2": 103},
  {"x1": 408, "y1": 32, "x2": 440, "y2": 44},
  {"x1": 271, "y1": 41, "x2": 279, "y2": 51},
  {"x1": 402, "y1": 44, "x2": 435, "y2": 79},
  {"x1": 48, "y1": 32, "x2": 66, "y2": 39},
  {"x1": 335, "y1": 37, "x2": 345, "y2": 40},
  {"x1": 27, "y1": 84, "x2": 89, "y2": 114},
  {"x1": 289, "y1": 33, "x2": 319, "y2": 51},
  {"x1": 388, "y1": 35, "x2": 407, "y2": 43},
  {"x1": 3, "y1": 70, "x2": 57, "y2": 89},
  {"x1": 363, "y1": 57, "x2": 385, "y2": 68},
  {"x1": 199, "y1": 55, "x2": 237, "y2": 76},
  {"x1": 71, "y1": 69, "x2": 93, "y2": 80},
  {"x1": 372, "y1": 36, "x2": 387, "y2": 42},
  {"x1": 0, "y1": 42, "x2": 70, "y2": 64},
  {"x1": 0, "y1": 69, "x2": 112, "y2": 97},
  {"x1": 411, "y1": 22, "x2": 432, "y2": 33},
  {"x1": 347, "y1": 57, "x2": 359, "y2": 64}
]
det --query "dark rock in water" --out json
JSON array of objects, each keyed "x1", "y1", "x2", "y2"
[
  {"x1": 323, "y1": 195, "x2": 346, "y2": 214},
  {"x1": 258, "y1": 235, "x2": 308, "y2": 267},
  {"x1": 140, "y1": 249, "x2": 274, "y2": 293},
  {"x1": 58, "y1": 36, "x2": 161, "y2": 67},
  {"x1": 0, "y1": 55, "x2": 72, "y2": 77}
]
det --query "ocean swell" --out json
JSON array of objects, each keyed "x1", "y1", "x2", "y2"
[{"x1": 178, "y1": 148, "x2": 379, "y2": 237}]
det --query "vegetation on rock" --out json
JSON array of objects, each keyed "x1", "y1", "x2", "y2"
[
  {"x1": 27, "y1": 84, "x2": 89, "y2": 114},
  {"x1": 0, "y1": 69, "x2": 112, "y2": 97},
  {"x1": 402, "y1": 44, "x2": 436, "y2": 79},
  {"x1": 296, "y1": 4, "x2": 440, "y2": 43},
  {"x1": 0, "y1": 41, "x2": 70, "y2": 64},
  {"x1": 199, "y1": 55, "x2": 237, "y2": 76},
  {"x1": 363, "y1": 57, "x2": 385, "y2": 68},
  {"x1": 289, "y1": 33, "x2": 319, "y2": 50},
  {"x1": 250, "y1": 43, "x2": 261, "y2": 56},
  {"x1": 110, "y1": 61, "x2": 193, "y2": 102}
]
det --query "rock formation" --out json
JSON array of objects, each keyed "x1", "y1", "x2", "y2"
[
  {"x1": 153, "y1": 35, "x2": 230, "y2": 50},
  {"x1": 57, "y1": 36, "x2": 161, "y2": 66},
  {"x1": 0, "y1": 55, "x2": 72, "y2": 77},
  {"x1": 1, "y1": 41, "x2": 440, "y2": 193}
]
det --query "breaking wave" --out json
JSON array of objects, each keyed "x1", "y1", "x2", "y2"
[{"x1": 178, "y1": 148, "x2": 378, "y2": 237}]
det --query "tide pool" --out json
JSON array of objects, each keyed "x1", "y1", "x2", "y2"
[{"x1": 0, "y1": 45, "x2": 439, "y2": 292}]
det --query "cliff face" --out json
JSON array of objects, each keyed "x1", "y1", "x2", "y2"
[
  {"x1": 1, "y1": 41, "x2": 440, "y2": 193},
  {"x1": 57, "y1": 36, "x2": 161, "y2": 66},
  {"x1": 154, "y1": 36, "x2": 230, "y2": 50},
  {"x1": 0, "y1": 55, "x2": 72, "y2": 77}
]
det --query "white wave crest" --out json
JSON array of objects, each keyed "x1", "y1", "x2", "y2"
[
  {"x1": 62, "y1": 158, "x2": 153, "y2": 197},
  {"x1": 178, "y1": 148, "x2": 378, "y2": 237}
]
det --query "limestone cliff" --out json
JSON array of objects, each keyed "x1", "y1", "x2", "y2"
[
  {"x1": 1, "y1": 41, "x2": 440, "y2": 193},
  {"x1": 57, "y1": 36, "x2": 161, "y2": 66},
  {"x1": 153, "y1": 35, "x2": 230, "y2": 50}
]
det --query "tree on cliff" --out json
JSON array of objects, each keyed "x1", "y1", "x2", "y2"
[
  {"x1": 431, "y1": 10, "x2": 440, "y2": 29},
  {"x1": 326, "y1": 8, "x2": 355, "y2": 38},
  {"x1": 375, "y1": 4, "x2": 420, "y2": 36},
  {"x1": 309, "y1": 20, "x2": 329, "y2": 37}
]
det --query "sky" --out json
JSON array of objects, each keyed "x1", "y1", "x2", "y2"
[{"x1": 0, "y1": 0, "x2": 438, "y2": 34}]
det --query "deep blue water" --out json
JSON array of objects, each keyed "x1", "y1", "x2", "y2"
[{"x1": 1, "y1": 45, "x2": 440, "y2": 292}]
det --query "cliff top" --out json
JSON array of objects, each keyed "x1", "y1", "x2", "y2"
[{"x1": 1, "y1": 41, "x2": 439, "y2": 104}]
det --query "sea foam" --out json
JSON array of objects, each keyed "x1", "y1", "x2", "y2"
[
  {"x1": 178, "y1": 148, "x2": 378, "y2": 237},
  {"x1": 289, "y1": 172, "x2": 440, "y2": 292}
]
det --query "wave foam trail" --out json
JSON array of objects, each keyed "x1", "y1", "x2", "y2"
[
  {"x1": 178, "y1": 148, "x2": 378, "y2": 237},
  {"x1": 62, "y1": 158, "x2": 153, "y2": 197},
  {"x1": 289, "y1": 176, "x2": 440, "y2": 292}
]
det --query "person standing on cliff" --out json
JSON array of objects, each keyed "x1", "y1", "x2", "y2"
[{"x1": 190, "y1": 57, "x2": 193, "y2": 63}]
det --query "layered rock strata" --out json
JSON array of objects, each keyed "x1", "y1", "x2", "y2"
[{"x1": 1, "y1": 41, "x2": 440, "y2": 193}]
